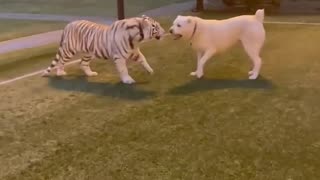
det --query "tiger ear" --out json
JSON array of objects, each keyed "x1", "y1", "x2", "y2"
[
  {"x1": 141, "y1": 17, "x2": 149, "y2": 27},
  {"x1": 141, "y1": 15, "x2": 150, "y2": 27}
]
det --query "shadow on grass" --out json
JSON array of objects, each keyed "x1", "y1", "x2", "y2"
[
  {"x1": 169, "y1": 76, "x2": 274, "y2": 95},
  {"x1": 48, "y1": 76, "x2": 155, "y2": 100}
]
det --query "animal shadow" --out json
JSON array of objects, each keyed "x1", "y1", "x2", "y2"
[
  {"x1": 169, "y1": 76, "x2": 274, "y2": 95},
  {"x1": 48, "y1": 76, "x2": 155, "y2": 100}
]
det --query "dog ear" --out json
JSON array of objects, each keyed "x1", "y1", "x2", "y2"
[{"x1": 187, "y1": 18, "x2": 192, "y2": 24}]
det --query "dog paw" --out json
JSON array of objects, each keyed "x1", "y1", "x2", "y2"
[
  {"x1": 197, "y1": 74, "x2": 203, "y2": 79},
  {"x1": 190, "y1": 71, "x2": 203, "y2": 78},
  {"x1": 86, "y1": 71, "x2": 98, "y2": 77},
  {"x1": 249, "y1": 73, "x2": 259, "y2": 80},
  {"x1": 248, "y1": 71, "x2": 254, "y2": 75},
  {"x1": 190, "y1": 71, "x2": 197, "y2": 76},
  {"x1": 122, "y1": 76, "x2": 136, "y2": 84},
  {"x1": 196, "y1": 72, "x2": 203, "y2": 79}
]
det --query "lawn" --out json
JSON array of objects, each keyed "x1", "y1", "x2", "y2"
[
  {"x1": 0, "y1": 44, "x2": 58, "y2": 81},
  {"x1": 0, "y1": 0, "x2": 191, "y2": 17},
  {"x1": 1, "y1": 15, "x2": 320, "y2": 179},
  {"x1": 0, "y1": 19, "x2": 66, "y2": 42}
]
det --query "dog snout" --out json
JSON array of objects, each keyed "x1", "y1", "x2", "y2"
[
  {"x1": 169, "y1": 28, "x2": 173, "y2": 34},
  {"x1": 160, "y1": 28, "x2": 166, "y2": 35}
]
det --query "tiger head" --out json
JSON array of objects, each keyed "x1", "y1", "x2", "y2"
[{"x1": 141, "y1": 15, "x2": 166, "y2": 40}]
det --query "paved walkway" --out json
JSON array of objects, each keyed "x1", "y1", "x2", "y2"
[
  {"x1": 0, "y1": 30, "x2": 62, "y2": 54},
  {"x1": 0, "y1": 1, "x2": 194, "y2": 55},
  {"x1": 140, "y1": 1, "x2": 194, "y2": 17},
  {"x1": 0, "y1": 19, "x2": 114, "y2": 54},
  {"x1": 0, "y1": 13, "x2": 115, "y2": 22},
  {"x1": 0, "y1": 1, "x2": 194, "y2": 22}
]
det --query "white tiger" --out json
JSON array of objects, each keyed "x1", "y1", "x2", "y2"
[{"x1": 42, "y1": 15, "x2": 166, "y2": 84}]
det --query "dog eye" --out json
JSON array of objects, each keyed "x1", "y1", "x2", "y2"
[{"x1": 177, "y1": 24, "x2": 181, "y2": 27}]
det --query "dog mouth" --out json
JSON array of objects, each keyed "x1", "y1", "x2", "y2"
[{"x1": 172, "y1": 34, "x2": 182, "y2": 40}]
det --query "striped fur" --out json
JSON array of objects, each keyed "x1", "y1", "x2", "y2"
[{"x1": 42, "y1": 15, "x2": 165, "y2": 84}]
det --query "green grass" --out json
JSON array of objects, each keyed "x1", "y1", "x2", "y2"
[
  {"x1": 0, "y1": 0, "x2": 190, "y2": 17},
  {"x1": 0, "y1": 19, "x2": 66, "y2": 42},
  {"x1": 1, "y1": 16, "x2": 320, "y2": 179},
  {"x1": 0, "y1": 44, "x2": 59, "y2": 81}
]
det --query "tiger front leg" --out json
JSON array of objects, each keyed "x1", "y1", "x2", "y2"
[
  {"x1": 115, "y1": 58, "x2": 136, "y2": 84},
  {"x1": 137, "y1": 51, "x2": 154, "y2": 74},
  {"x1": 80, "y1": 55, "x2": 98, "y2": 76}
]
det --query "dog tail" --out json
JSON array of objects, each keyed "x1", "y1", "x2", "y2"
[{"x1": 255, "y1": 9, "x2": 264, "y2": 23}]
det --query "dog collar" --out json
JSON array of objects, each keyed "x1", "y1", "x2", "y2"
[{"x1": 189, "y1": 22, "x2": 197, "y2": 46}]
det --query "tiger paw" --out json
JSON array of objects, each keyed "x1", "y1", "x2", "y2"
[
  {"x1": 147, "y1": 68, "x2": 154, "y2": 75},
  {"x1": 121, "y1": 76, "x2": 136, "y2": 84},
  {"x1": 42, "y1": 71, "x2": 50, "y2": 77},
  {"x1": 56, "y1": 70, "x2": 67, "y2": 76}
]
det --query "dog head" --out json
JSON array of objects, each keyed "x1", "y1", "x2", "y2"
[{"x1": 169, "y1": 15, "x2": 195, "y2": 40}]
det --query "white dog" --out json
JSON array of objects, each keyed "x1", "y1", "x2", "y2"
[{"x1": 169, "y1": 9, "x2": 266, "y2": 80}]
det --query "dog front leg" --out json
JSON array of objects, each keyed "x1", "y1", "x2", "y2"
[
  {"x1": 190, "y1": 51, "x2": 204, "y2": 76},
  {"x1": 191, "y1": 49, "x2": 216, "y2": 79}
]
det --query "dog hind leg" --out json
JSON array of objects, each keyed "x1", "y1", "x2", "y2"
[{"x1": 241, "y1": 39, "x2": 263, "y2": 80}]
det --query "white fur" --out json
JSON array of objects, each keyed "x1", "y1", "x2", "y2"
[
  {"x1": 114, "y1": 48, "x2": 154, "y2": 84},
  {"x1": 169, "y1": 9, "x2": 266, "y2": 80}
]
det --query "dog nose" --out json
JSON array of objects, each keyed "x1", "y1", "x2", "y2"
[{"x1": 169, "y1": 28, "x2": 173, "y2": 34}]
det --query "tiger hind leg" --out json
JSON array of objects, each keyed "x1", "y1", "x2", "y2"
[
  {"x1": 56, "y1": 47, "x2": 75, "y2": 76},
  {"x1": 56, "y1": 56, "x2": 72, "y2": 77},
  {"x1": 56, "y1": 63, "x2": 67, "y2": 76},
  {"x1": 80, "y1": 55, "x2": 98, "y2": 76},
  {"x1": 42, "y1": 52, "x2": 61, "y2": 77},
  {"x1": 42, "y1": 47, "x2": 74, "y2": 77}
]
